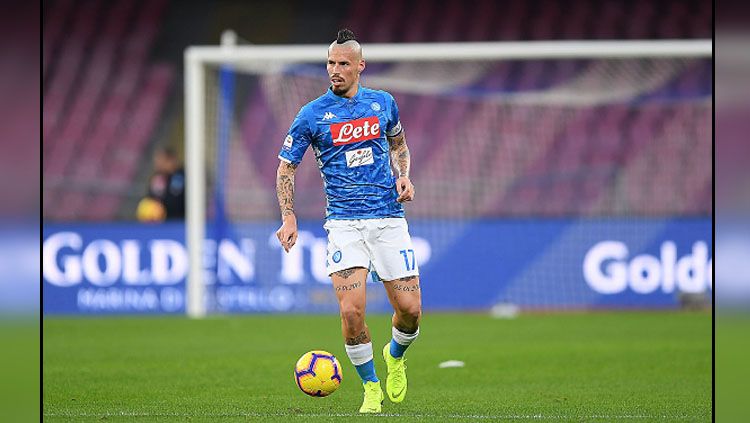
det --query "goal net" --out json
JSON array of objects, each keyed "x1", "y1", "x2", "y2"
[{"x1": 185, "y1": 40, "x2": 712, "y2": 317}]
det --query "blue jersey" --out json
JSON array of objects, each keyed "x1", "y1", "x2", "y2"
[{"x1": 278, "y1": 85, "x2": 405, "y2": 220}]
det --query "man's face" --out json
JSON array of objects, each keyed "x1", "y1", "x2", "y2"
[
  {"x1": 153, "y1": 152, "x2": 174, "y2": 173},
  {"x1": 327, "y1": 44, "x2": 365, "y2": 96}
]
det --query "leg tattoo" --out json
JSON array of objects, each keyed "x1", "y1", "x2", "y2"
[
  {"x1": 346, "y1": 330, "x2": 370, "y2": 345},
  {"x1": 333, "y1": 267, "x2": 361, "y2": 279},
  {"x1": 335, "y1": 281, "x2": 362, "y2": 292}
]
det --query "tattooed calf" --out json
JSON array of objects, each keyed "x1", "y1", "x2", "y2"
[{"x1": 345, "y1": 330, "x2": 370, "y2": 345}]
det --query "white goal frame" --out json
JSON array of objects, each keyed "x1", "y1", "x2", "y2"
[{"x1": 184, "y1": 39, "x2": 712, "y2": 318}]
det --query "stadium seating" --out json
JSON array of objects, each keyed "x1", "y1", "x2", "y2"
[
  {"x1": 43, "y1": 0, "x2": 171, "y2": 220},
  {"x1": 42, "y1": 0, "x2": 711, "y2": 221},
  {"x1": 341, "y1": 0, "x2": 711, "y2": 42}
]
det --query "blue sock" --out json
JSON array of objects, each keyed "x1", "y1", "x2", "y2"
[
  {"x1": 390, "y1": 339, "x2": 408, "y2": 358},
  {"x1": 354, "y1": 359, "x2": 379, "y2": 383}
]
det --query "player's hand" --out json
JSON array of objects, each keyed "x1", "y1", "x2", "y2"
[
  {"x1": 276, "y1": 214, "x2": 298, "y2": 252},
  {"x1": 396, "y1": 176, "x2": 415, "y2": 203}
]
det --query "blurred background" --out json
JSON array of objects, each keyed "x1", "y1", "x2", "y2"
[
  {"x1": 716, "y1": 2, "x2": 750, "y2": 422},
  {"x1": 42, "y1": 0, "x2": 713, "y2": 314},
  {"x1": 31, "y1": 0, "x2": 745, "y2": 420},
  {"x1": 42, "y1": 0, "x2": 712, "y2": 222},
  {"x1": 1, "y1": 1, "x2": 39, "y2": 422}
]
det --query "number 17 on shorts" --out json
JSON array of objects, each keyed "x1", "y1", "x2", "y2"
[{"x1": 399, "y1": 249, "x2": 416, "y2": 271}]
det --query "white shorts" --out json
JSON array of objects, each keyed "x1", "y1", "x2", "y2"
[{"x1": 324, "y1": 218, "x2": 420, "y2": 282}]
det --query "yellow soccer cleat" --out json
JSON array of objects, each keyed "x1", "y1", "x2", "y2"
[
  {"x1": 359, "y1": 380, "x2": 384, "y2": 413},
  {"x1": 382, "y1": 343, "x2": 408, "y2": 403}
]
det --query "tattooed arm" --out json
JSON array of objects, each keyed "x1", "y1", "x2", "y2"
[
  {"x1": 275, "y1": 160, "x2": 298, "y2": 252},
  {"x1": 388, "y1": 131, "x2": 415, "y2": 202}
]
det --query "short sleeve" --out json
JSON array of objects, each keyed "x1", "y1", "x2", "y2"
[
  {"x1": 278, "y1": 109, "x2": 313, "y2": 165},
  {"x1": 385, "y1": 93, "x2": 403, "y2": 137}
]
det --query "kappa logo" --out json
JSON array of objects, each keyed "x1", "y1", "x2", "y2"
[{"x1": 323, "y1": 112, "x2": 337, "y2": 120}]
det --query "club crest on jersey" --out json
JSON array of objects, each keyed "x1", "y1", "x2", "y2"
[
  {"x1": 330, "y1": 116, "x2": 380, "y2": 146},
  {"x1": 371, "y1": 102, "x2": 381, "y2": 111},
  {"x1": 345, "y1": 147, "x2": 374, "y2": 168}
]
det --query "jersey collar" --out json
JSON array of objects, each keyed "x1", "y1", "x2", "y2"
[{"x1": 326, "y1": 84, "x2": 364, "y2": 104}]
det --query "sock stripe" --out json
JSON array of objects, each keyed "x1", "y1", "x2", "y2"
[
  {"x1": 390, "y1": 326, "x2": 419, "y2": 358},
  {"x1": 345, "y1": 342, "x2": 373, "y2": 366},
  {"x1": 392, "y1": 326, "x2": 419, "y2": 346}
]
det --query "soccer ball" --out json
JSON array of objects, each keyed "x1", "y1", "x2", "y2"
[
  {"x1": 135, "y1": 197, "x2": 165, "y2": 222},
  {"x1": 293, "y1": 350, "x2": 343, "y2": 397}
]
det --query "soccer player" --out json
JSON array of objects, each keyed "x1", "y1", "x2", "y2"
[{"x1": 276, "y1": 29, "x2": 421, "y2": 413}]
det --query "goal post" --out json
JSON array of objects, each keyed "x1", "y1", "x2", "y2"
[{"x1": 184, "y1": 39, "x2": 712, "y2": 318}]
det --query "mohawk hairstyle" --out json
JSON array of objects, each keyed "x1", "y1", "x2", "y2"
[{"x1": 336, "y1": 28, "x2": 357, "y2": 44}]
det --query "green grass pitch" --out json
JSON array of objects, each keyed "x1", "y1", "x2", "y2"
[{"x1": 43, "y1": 311, "x2": 711, "y2": 422}]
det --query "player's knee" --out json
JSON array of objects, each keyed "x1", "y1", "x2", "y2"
[
  {"x1": 340, "y1": 303, "x2": 365, "y2": 327},
  {"x1": 399, "y1": 303, "x2": 421, "y2": 324}
]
